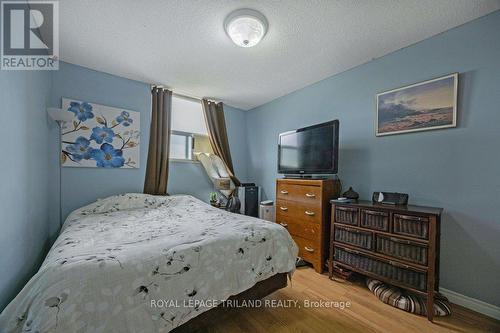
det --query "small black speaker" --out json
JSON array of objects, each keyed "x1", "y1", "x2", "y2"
[{"x1": 372, "y1": 192, "x2": 408, "y2": 205}]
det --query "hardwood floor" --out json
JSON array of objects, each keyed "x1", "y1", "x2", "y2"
[{"x1": 196, "y1": 267, "x2": 500, "y2": 333}]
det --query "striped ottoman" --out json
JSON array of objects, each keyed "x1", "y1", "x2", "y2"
[{"x1": 366, "y1": 278, "x2": 451, "y2": 317}]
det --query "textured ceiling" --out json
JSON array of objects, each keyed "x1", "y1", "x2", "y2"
[{"x1": 59, "y1": 1, "x2": 500, "y2": 110}]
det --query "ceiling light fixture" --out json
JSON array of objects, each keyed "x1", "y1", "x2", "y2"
[{"x1": 224, "y1": 9, "x2": 268, "y2": 48}]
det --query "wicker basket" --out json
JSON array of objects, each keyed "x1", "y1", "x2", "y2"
[
  {"x1": 393, "y1": 214, "x2": 429, "y2": 239},
  {"x1": 335, "y1": 226, "x2": 373, "y2": 250},
  {"x1": 360, "y1": 209, "x2": 389, "y2": 231},
  {"x1": 376, "y1": 235, "x2": 428, "y2": 265},
  {"x1": 335, "y1": 206, "x2": 358, "y2": 226},
  {"x1": 334, "y1": 247, "x2": 427, "y2": 291}
]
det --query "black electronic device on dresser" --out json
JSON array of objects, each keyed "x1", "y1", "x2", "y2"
[{"x1": 329, "y1": 200, "x2": 443, "y2": 322}]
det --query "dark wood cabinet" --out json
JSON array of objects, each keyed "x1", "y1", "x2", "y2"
[
  {"x1": 276, "y1": 178, "x2": 341, "y2": 273},
  {"x1": 328, "y1": 201, "x2": 442, "y2": 321}
]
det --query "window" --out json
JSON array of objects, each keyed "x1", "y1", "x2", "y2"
[{"x1": 170, "y1": 95, "x2": 213, "y2": 160}]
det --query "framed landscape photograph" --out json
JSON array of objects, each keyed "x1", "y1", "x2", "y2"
[{"x1": 376, "y1": 73, "x2": 458, "y2": 136}]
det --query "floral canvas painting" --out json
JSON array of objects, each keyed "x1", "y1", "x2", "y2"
[
  {"x1": 376, "y1": 73, "x2": 458, "y2": 136},
  {"x1": 61, "y1": 98, "x2": 140, "y2": 168}
]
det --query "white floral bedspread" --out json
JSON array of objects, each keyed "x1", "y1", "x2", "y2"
[{"x1": 0, "y1": 194, "x2": 298, "y2": 333}]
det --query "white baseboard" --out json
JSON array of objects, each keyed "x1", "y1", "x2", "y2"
[{"x1": 440, "y1": 288, "x2": 500, "y2": 321}]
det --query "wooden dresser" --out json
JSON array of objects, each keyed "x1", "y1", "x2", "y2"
[
  {"x1": 328, "y1": 201, "x2": 442, "y2": 321},
  {"x1": 276, "y1": 178, "x2": 341, "y2": 273}
]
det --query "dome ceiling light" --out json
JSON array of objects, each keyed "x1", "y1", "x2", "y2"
[{"x1": 224, "y1": 9, "x2": 268, "y2": 48}]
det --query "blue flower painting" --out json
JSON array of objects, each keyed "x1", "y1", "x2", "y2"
[{"x1": 61, "y1": 98, "x2": 140, "y2": 168}]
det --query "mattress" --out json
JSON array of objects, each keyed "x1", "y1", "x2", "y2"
[{"x1": 0, "y1": 194, "x2": 298, "y2": 332}]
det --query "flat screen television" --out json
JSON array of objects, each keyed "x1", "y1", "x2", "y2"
[{"x1": 278, "y1": 120, "x2": 339, "y2": 175}]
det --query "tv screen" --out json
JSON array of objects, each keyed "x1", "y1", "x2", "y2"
[{"x1": 278, "y1": 120, "x2": 339, "y2": 174}]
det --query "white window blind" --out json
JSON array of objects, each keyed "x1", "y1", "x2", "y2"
[
  {"x1": 171, "y1": 96, "x2": 207, "y2": 135},
  {"x1": 169, "y1": 95, "x2": 212, "y2": 160}
]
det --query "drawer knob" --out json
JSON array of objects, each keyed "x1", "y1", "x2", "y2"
[
  {"x1": 305, "y1": 210, "x2": 315, "y2": 216},
  {"x1": 305, "y1": 193, "x2": 316, "y2": 198},
  {"x1": 304, "y1": 246, "x2": 315, "y2": 252},
  {"x1": 280, "y1": 206, "x2": 288, "y2": 211},
  {"x1": 279, "y1": 222, "x2": 288, "y2": 227},
  {"x1": 280, "y1": 190, "x2": 289, "y2": 194}
]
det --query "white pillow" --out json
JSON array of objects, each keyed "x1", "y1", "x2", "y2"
[{"x1": 78, "y1": 193, "x2": 169, "y2": 215}]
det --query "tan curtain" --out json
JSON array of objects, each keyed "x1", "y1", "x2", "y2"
[
  {"x1": 144, "y1": 87, "x2": 172, "y2": 195},
  {"x1": 201, "y1": 99, "x2": 241, "y2": 187}
]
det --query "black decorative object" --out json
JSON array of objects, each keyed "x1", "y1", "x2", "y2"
[{"x1": 342, "y1": 187, "x2": 359, "y2": 200}]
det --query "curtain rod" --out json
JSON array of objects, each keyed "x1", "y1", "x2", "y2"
[{"x1": 150, "y1": 84, "x2": 221, "y2": 104}]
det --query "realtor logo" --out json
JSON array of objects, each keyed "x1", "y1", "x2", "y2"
[{"x1": 1, "y1": 0, "x2": 58, "y2": 70}]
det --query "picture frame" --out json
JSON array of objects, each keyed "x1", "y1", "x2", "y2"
[
  {"x1": 60, "y1": 98, "x2": 140, "y2": 168},
  {"x1": 376, "y1": 73, "x2": 458, "y2": 136}
]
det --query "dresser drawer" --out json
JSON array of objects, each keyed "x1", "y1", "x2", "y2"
[
  {"x1": 277, "y1": 183, "x2": 321, "y2": 207},
  {"x1": 334, "y1": 206, "x2": 358, "y2": 226},
  {"x1": 376, "y1": 235, "x2": 428, "y2": 265},
  {"x1": 276, "y1": 199, "x2": 321, "y2": 224},
  {"x1": 277, "y1": 219, "x2": 320, "y2": 241},
  {"x1": 334, "y1": 225, "x2": 373, "y2": 250},
  {"x1": 360, "y1": 209, "x2": 389, "y2": 231},
  {"x1": 334, "y1": 246, "x2": 427, "y2": 291},
  {"x1": 294, "y1": 235, "x2": 320, "y2": 265},
  {"x1": 393, "y1": 214, "x2": 429, "y2": 239}
]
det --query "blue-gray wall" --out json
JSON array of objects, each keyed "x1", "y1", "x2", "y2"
[
  {"x1": 0, "y1": 71, "x2": 57, "y2": 311},
  {"x1": 245, "y1": 11, "x2": 500, "y2": 306},
  {"x1": 50, "y1": 62, "x2": 248, "y2": 220}
]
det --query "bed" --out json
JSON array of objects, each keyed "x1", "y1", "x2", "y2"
[{"x1": 0, "y1": 194, "x2": 298, "y2": 332}]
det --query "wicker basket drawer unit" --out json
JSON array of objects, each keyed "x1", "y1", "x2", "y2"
[
  {"x1": 334, "y1": 246, "x2": 427, "y2": 291},
  {"x1": 329, "y1": 200, "x2": 442, "y2": 322},
  {"x1": 334, "y1": 226, "x2": 373, "y2": 250},
  {"x1": 376, "y1": 235, "x2": 428, "y2": 265}
]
